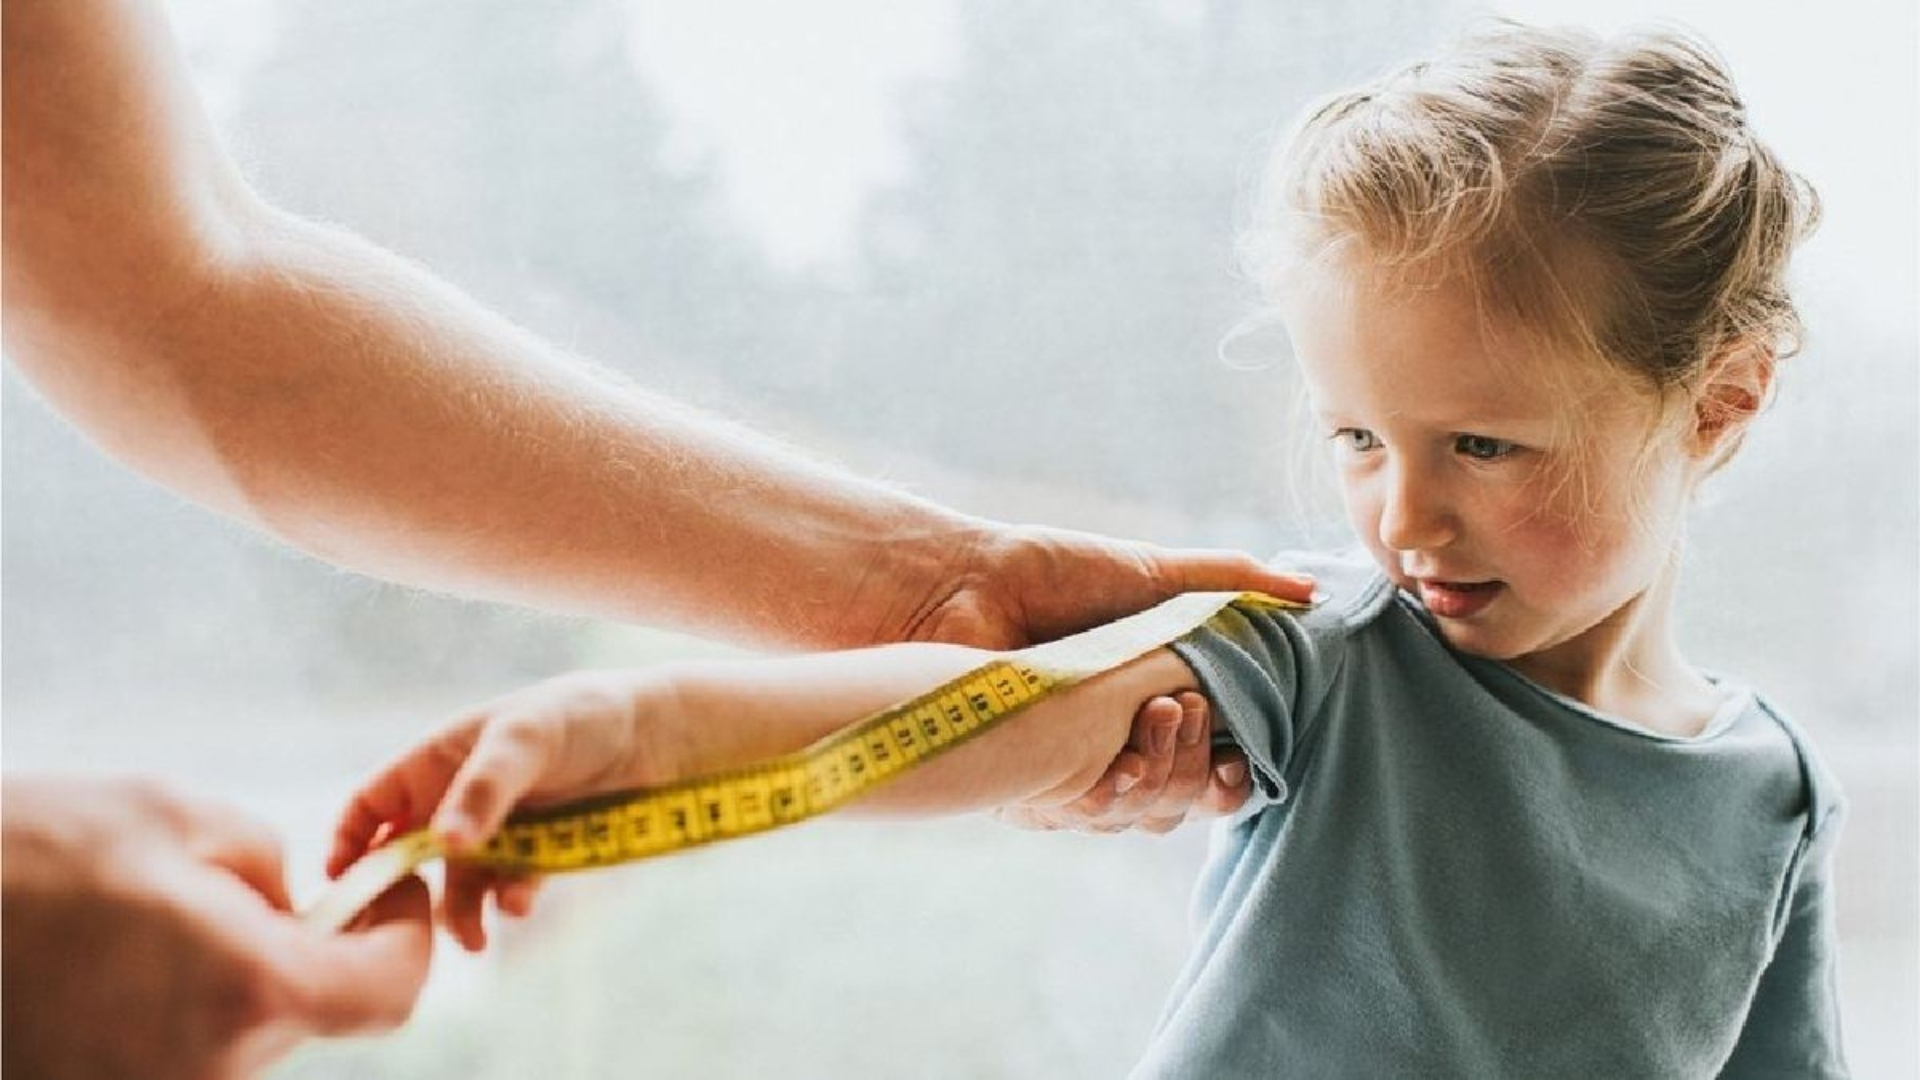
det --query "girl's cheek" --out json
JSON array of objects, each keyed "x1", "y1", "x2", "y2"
[
  {"x1": 1509, "y1": 482, "x2": 1652, "y2": 600},
  {"x1": 1337, "y1": 490, "x2": 1396, "y2": 578},
  {"x1": 1495, "y1": 489, "x2": 1593, "y2": 579}
]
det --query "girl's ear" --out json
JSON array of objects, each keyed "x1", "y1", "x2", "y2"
[{"x1": 1689, "y1": 339, "x2": 1776, "y2": 465}]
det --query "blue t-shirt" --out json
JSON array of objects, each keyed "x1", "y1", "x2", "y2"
[{"x1": 1144, "y1": 552, "x2": 1846, "y2": 1078}]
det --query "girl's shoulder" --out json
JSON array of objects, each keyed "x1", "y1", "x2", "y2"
[
  {"x1": 1740, "y1": 689, "x2": 1847, "y2": 840},
  {"x1": 1269, "y1": 550, "x2": 1841, "y2": 838},
  {"x1": 1265, "y1": 548, "x2": 1399, "y2": 636}
]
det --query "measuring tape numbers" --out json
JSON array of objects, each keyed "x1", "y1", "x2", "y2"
[{"x1": 308, "y1": 589, "x2": 1307, "y2": 932}]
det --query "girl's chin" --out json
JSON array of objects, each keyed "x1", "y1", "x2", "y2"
[{"x1": 1429, "y1": 619, "x2": 1531, "y2": 662}]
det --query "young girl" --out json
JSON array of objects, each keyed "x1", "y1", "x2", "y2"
[{"x1": 332, "y1": 22, "x2": 1841, "y2": 1076}]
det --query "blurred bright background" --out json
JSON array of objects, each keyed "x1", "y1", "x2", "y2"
[{"x1": 3, "y1": 0, "x2": 1914, "y2": 1076}]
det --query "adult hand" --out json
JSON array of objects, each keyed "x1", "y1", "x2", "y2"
[
  {"x1": 901, "y1": 523, "x2": 1312, "y2": 650},
  {"x1": 996, "y1": 692, "x2": 1250, "y2": 833},
  {"x1": 904, "y1": 526, "x2": 1286, "y2": 834},
  {"x1": 1, "y1": 774, "x2": 433, "y2": 1080}
]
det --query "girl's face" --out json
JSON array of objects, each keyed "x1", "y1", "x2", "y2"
[{"x1": 1284, "y1": 269, "x2": 1699, "y2": 680}]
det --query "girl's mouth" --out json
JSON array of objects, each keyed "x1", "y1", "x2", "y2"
[{"x1": 1416, "y1": 579, "x2": 1504, "y2": 619}]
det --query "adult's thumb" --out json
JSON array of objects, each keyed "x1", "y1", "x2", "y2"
[
  {"x1": 294, "y1": 875, "x2": 434, "y2": 1036},
  {"x1": 1151, "y1": 547, "x2": 1316, "y2": 603}
]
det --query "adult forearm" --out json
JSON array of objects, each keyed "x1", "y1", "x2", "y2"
[
  {"x1": 2, "y1": 0, "x2": 979, "y2": 649},
  {"x1": 219, "y1": 211, "x2": 991, "y2": 646},
  {"x1": 14, "y1": 205, "x2": 985, "y2": 647}
]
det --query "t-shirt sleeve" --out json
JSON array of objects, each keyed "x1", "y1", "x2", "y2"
[
  {"x1": 1169, "y1": 603, "x2": 1327, "y2": 806},
  {"x1": 1717, "y1": 807, "x2": 1849, "y2": 1078}
]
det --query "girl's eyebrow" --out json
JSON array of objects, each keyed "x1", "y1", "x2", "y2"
[
  {"x1": 1389, "y1": 400, "x2": 1560, "y2": 428},
  {"x1": 1446, "y1": 416, "x2": 1557, "y2": 431},
  {"x1": 1311, "y1": 387, "x2": 1561, "y2": 429},
  {"x1": 1323, "y1": 407, "x2": 1554, "y2": 431}
]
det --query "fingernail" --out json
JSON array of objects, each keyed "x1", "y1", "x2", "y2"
[
  {"x1": 1114, "y1": 772, "x2": 1140, "y2": 795},
  {"x1": 1179, "y1": 708, "x2": 1205, "y2": 747},
  {"x1": 1214, "y1": 761, "x2": 1247, "y2": 787}
]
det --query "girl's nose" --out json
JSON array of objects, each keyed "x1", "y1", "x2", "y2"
[{"x1": 1377, "y1": 466, "x2": 1458, "y2": 553}]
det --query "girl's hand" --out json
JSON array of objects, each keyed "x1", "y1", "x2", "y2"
[{"x1": 327, "y1": 670, "x2": 672, "y2": 951}]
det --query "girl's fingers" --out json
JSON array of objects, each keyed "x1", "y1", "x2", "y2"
[
  {"x1": 494, "y1": 875, "x2": 544, "y2": 918},
  {"x1": 440, "y1": 866, "x2": 543, "y2": 949},
  {"x1": 328, "y1": 779, "x2": 418, "y2": 879},
  {"x1": 328, "y1": 729, "x2": 477, "y2": 877},
  {"x1": 440, "y1": 862, "x2": 494, "y2": 952},
  {"x1": 330, "y1": 792, "x2": 405, "y2": 878}
]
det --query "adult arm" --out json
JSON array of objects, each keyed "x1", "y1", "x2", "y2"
[
  {"x1": 1, "y1": 774, "x2": 433, "y2": 1079},
  {"x1": 1, "y1": 0, "x2": 1310, "y2": 653}
]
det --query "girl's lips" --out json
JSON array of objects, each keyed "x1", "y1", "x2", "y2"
[{"x1": 1416, "y1": 579, "x2": 1504, "y2": 619}]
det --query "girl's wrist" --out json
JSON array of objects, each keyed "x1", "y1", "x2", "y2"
[
  {"x1": 620, "y1": 665, "x2": 710, "y2": 789},
  {"x1": 635, "y1": 661, "x2": 803, "y2": 785}
]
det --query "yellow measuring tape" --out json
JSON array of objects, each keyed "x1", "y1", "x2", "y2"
[{"x1": 308, "y1": 590, "x2": 1307, "y2": 932}]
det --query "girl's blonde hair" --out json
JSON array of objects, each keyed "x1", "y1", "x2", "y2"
[{"x1": 1251, "y1": 21, "x2": 1819, "y2": 446}]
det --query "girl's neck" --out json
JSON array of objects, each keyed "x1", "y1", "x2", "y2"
[{"x1": 1505, "y1": 548, "x2": 1726, "y2": 738}]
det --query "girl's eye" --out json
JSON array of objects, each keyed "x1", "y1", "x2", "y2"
[
  {"x1": 1332, "y1": 428, "x2": 1381, "y2": 452},
  {"x1": 1455, "y1": 434, "x2": 1518, "y2": 461}
]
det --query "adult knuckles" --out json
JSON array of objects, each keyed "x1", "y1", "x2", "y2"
[
  {"x1": 492, "y1": 714, "x2": 554, "y2": 756},
  {"x1": 224, "y1": 816, "x2": 287, "y2": 865},
  {"x1": 118, "y1": 774, "x2": 198, "y2": 836},
  {"x1": 451, "y1": 770, "x2": 510, "y2": 821}
]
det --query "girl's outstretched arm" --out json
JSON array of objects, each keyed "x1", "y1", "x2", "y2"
[{"x1": 331, "y1": 644, "x2": 1201, "y2": 948}]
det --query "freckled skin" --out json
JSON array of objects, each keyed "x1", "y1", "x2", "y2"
[{"x1": 1282, "y1": 269, "x2": 1706, "y2": 707}]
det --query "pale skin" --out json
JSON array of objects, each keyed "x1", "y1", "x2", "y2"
[
  {"x1": 3, "y1": 0, "x2": 1294, "y2": 817},
  {"x1": 1, "y1": 0, "x2": 1310, "y2": 656},
  {"x1": 336, "y1": 260, "x2": 1775, "y2": 951},
  {"x1": 1282, "y1": 265, "x2": 1770, "y2": 735},
  {"x1": 2, "y1": 0, "x2": 1310, "y2": 1074},
  {"x1": 333, "y1": 646, "x2": 1213, "y2": 951},
  {"x1": 2, "y1": 776, "x2": 432, "y2": 1080}
]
